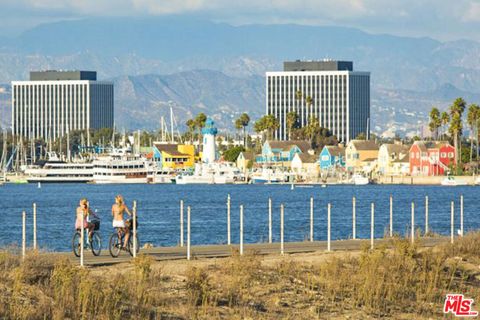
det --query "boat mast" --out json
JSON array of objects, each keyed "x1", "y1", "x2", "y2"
[{"x1": 170, "y1": 106, "x2": 174, "y2": 143}]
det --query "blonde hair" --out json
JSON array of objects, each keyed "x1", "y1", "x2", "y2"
[
  {"x1": 80, "y1": 198, "x2": 88, "y2": 206},
  {"x1": 115, "y1": 195, "x2": 124, "y2": 206}
]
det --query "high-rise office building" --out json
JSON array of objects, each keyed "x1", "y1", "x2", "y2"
[
  {"x1": 11, "y1": 70, "x2": 114, "y2": 139},
  {"x1": 266, "y1": 60, "x2": 370, "y2": 143}
]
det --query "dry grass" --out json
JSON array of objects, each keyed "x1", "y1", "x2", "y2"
[{"x1": 1, "y1": 234, "x2": 480, "y2": 319}]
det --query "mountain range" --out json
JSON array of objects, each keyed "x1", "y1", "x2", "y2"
[{"x1": 1, "y1": 16, "x2": 480, "y2": 136}]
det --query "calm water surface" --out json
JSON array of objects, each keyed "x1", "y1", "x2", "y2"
[{"x1": 0, "y1": 183, "x2": 478, "y2": 251}]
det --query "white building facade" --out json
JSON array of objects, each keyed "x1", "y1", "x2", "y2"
[
  {"x1": 266, "y1": 60, "x2": 370, "y2": 143},
  {"x1": 11, "y1": 71, "x2": 114, "y2": 139}
]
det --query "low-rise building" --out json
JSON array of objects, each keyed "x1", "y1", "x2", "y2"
[
  {"x1": 377, "y1": 143, "x2": 410, "y2": 176},
  {"x1": 319, "y1": 145, "x2": 345, "y2": 171},
  {"x1": 236, "y1": 151, "x2": 255, "y2": 172},
  {"x1": 153, "y1": 143, "x2": 195, "y2": 170},
  {"x1": 345, "y1": 140, "x2": 379, "y2": 173},
  {"x1": 409, "y1": 141, "x2": 455, "y2": 176},
  {"x1": 291, "y1": 153, "x2": 319, "y2": 181},
  {"x1": 256, "y1": 140, "x2": 311, "y2": 166}
]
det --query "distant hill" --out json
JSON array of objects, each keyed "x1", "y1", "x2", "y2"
[{"x1": 0, "y1": 16, "x2": 480, "y2": 135}]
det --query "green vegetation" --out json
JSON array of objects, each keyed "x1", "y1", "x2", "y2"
[
  {"x1": 2, "y1": 233, "x2": 480, "y2": 319},
  {"x1": 222, "y1": 146, "x2": 245, "y2": 162}
]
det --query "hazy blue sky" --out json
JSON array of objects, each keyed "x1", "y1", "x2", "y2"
[{"x1": 1, "y1": 0, "x2": 479, "y2": 42}]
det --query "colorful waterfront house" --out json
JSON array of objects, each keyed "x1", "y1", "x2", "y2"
[
  {"x1": 409, "y1": 141, "x2": 455, "y2": 176},
  {"x1": 377, "y1": 143, "x2": 410, "y2": 176},
  {"x1": 153, "y1": 143, "x2": 195, "y2": 170},
  {"x1": 319, "y1": 145, "x2": 345, "y2": 170},
  {"x1": 236, "y1": 151, "x2": 255, "y2": 172},
  {"x1": 291, "y1": 153, "x2": 319, "y2": 180},
  {"x1": 256, "y1": 140, "x2": 311, "y2": 166},
  {"x1": 345, "y1": 140, "x2": 379, "y2": 172}
]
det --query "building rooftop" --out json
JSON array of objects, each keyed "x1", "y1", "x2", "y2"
[
  {"x1": 29, "y1": 70, "x2": 97, "y2": 81},
  {"x1": 267, "y1": 140, "x2": 311, "y2": 153},
  {"x1": 350, "y1": 140, "x2": 379, "y2": 151},
  {"x1": 283, "y1": 60, "x2": 353, "y2": 72}
]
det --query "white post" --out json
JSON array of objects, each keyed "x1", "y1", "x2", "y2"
[
  {"x1": 310, "y1": 197, "x2": 314, "y2": 242},
  {"x1": 460, "y1": 195, "x2": 464, "y2": 237},
  {"x1": 33, "y1": 203, "x2": 37, "y2": 250},
  {"x1": 227, "y1": 194, "x2": 231, "y2": 245},
  {"x1": 268, "y1": 198, "x2": 272, "y2": 244},
  {"x1": 22, "y1": 211, "x2": 26, "y2": 260},
  {"x1": 187, "y1": 206, "x2": 191, "y2": 260},
  {"x1": 352, "y1": 196, "x2": 356, "y2": 240},
  {"x1": 133, "y1": 200, "x2": 137, "y2": 258},
  {"x1": 80, "y1": 210, "x2": 84, "y2": 267},
  {"x1": 425, "y1": 196, "x2": 429, "y2": 235},
  {"x1": 370, "y1": 203, "x2": 374, "y2": 250},
  {"x1": 327, "y1": 203, "x2": 331, "y2": 252},
  {"x1": 180, "y1": 200, "x2": 184, "y2": 247},
  {"x1": 280, "y1": 204, "x2": 284, "y2": 255},
  {"x1": 451, "y1": 201, "x2": 454, "y2": 244},
  {"x1": 389, "y1": 195, "x2": 393, "y2": 237},
  {"x1": 411, "y1": 202, "x2": 415, "y2": 244},
  {"x1": 240, "y1": 205, "x2": 244, "y2": 256}
]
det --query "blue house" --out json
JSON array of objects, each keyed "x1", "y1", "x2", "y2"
[
  {"x1": 319, "y1": 145, "x2": 346, "y2": 170},
  {"x1": 256, "y1": 140, "x2": 311, "y2": 164}
]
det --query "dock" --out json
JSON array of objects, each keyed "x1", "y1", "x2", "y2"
[{"x1": 65, "y1": 237, "x2": 449, "y2": 267}]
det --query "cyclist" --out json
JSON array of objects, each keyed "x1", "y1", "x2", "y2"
[
  {"x1": 111, "y1": 195, "x2": 132, "y2": 249},
  {"x1": 75, "y1": 198, "x2": 97, "y2": 240}
]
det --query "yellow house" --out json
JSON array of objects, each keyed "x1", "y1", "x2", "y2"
[
  {"x1": 345, "y1": 140, "x2": 379, "y2": 173},
  {"x1": 377, "y1": 143, "x2": 410, "y2": 176},
  {"x1": 236, "y1": 151, "x2": 255, "y2": 172},
  {"x1": 153, "y1": 143, "x2": 195, "y2": 170}
]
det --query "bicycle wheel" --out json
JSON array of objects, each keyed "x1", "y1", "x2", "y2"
[
  {"x1": 72, "y1": 231, "x2": 81, "y2": 257},
  {"x1": 109, "y1": 233, "x2": 122, "y2": 258},
  {"x1": 90, "y1": 232, "x2": 102, "y2": 256},
  {"x1": 128, "y1": 234, "x2": 140, "y2": 257}
]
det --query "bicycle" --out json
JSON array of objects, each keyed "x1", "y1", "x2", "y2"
[
  {"x1": 108, "y1": 222, "x2": 139, "y2": 257},
  {"x1": 72, "y1": 227, "x2": 102, "y2": 257}
]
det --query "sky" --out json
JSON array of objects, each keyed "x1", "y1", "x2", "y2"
[{"x1": 0, "y1": 0, "x2": 480, "y2": 42}]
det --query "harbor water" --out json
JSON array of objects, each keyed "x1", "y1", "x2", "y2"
[{"x1": 0, "y1": 183, "x2": 478, "y2": 252}]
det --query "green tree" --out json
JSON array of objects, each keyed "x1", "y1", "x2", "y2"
[
  {"x1": 429, "y1": 107, "x2": 441, "y2": 140},
  {"x1": 286, "y1": 111, "x2": 299, "y2": 140},
  {"x1": 254, "y1": 115, "x2": 279, "y2": 141},
  {"x1": 440, "y1": 111, "x2": 450, "y2": 139},
  {"x1": 305, "y1": 116, "x2": 320, "y2": 145},
  {"x1": 356, "y1": 132, "x2": 366, "y2": 140},
  {"x1": 222, "y1": 146, "x2": 245, "y2": 162},
  {"x1": 448, "y1": 98, "x2": 466, "y2": 165},
  {"x1": 467, "y1": 104, "x2": 480, "y2": 162},
  {"x1": 186, "y1": 119, "x2": 196, "y2": 144},
  {"x1": 194, "y1": 113, "x2": 207, "y2": 150},
  {"x1": 235, "y1": 113, "x2": 250, "y2": 147}
]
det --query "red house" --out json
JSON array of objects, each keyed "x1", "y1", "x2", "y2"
[{"x1": 409, "y1": 141, "x2": 455, "y2": 176}]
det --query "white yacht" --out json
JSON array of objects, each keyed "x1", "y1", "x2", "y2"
[
  {"x1": 92, "y1": 153, "x2": 152, "y2": 184},
  {"x1": 441, "y1": 175, "x2": 467, "y2": 186},
  {"x1": 351, "y1": 174, "x2": 369, "y2": 185},
  {"x1": 250, "y1": 168, "x2": 289, "y2": 184},
  {"x1": 175, "y1": 163, "x2": 241, "y2": 184},
  {"x1": 24, "y1": 152, "x2": 93, "y2": 183}
]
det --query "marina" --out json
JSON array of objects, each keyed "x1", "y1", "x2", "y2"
[{"x1": 1, "y1": 183, "x2": 478, "y2": 252}]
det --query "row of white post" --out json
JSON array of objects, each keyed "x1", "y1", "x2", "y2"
[{"x1": 178, "y1": 194, "x2": 466, "y2": 258}]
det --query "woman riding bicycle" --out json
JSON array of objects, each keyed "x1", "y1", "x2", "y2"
[
  {"x1": 111, "y1": 195, "x2": 132, "y2": 249},
  {"x1": 75, "y1": 198, "x2": 97, "y2": 240}
]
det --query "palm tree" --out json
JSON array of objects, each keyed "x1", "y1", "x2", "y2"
[
  {"x1": 237, "y1": 113, "x2": 250, "y2": 147},
  {"x1": 467, "y1": 104, "x2": 480, "y2": 162},
  {"x1": 194, "y1": 113, "x2": 207, "y2": 151},
  {"x1": 440, "y1": 111, "x2": 450, "y2": 139},
  {"x1": 234, "y1": 118, "x2": 243, "y2": 143},
  {"x1": 305, "y1": 116, "x2": 320, "y2": 146},
  {"x1": 429, "y1": 107, "x2": 441, "y2": 140},
  {"x1": 286, "y1": 111, "x2": 298, "y2": 140},
  {"x1": 185, "y1": 119, "x2": 196, "y2": 144},
  {"x1": 295, "y1": 90, "x2": 303, "y2": 124},
  {"x1": 254, "y1": 115, "x2": 279, "y2": 142},
  {"x1": 449, "y1": 98, "x2": 466, "y2": 165}
]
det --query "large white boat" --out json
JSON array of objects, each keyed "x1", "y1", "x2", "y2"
[
  {"x1": 476, "y1": 177, "x2": 480, "y2": 185},
  {"x1": 175, "y1": 163, "x2": 241, "y2": 184},
  {"x1": 92, "y1": 154, "x2": 152, "y2": 184},
  {"x1": 24, "y1": 162, "x2": 94, "y2": 183},
  {"x1": 441, "y1": 176, "x2": 467, "y2": 186},
  {"x1": 250, "y1": 168, "x2": 289, "y2": 184}
]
